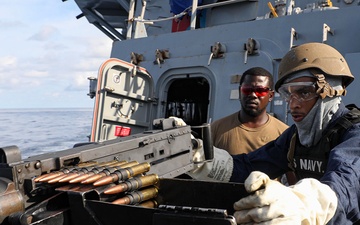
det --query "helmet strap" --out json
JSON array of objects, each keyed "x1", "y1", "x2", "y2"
[{"x1": 313, "y1": 72, "x2": 347, "y2": 99}]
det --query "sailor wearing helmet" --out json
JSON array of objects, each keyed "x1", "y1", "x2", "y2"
[{"x1": 188, "y1": 42, "x2": 360, "y2": 224}]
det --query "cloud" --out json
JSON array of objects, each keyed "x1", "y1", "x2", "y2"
[
  {"x1": 0, "y1": 56, "x2": 17, "y2": 68},
  {"x1": 24, "y1": 70, "x2": 49, "y2": 78},
  {"x1": 0, "y1": 1, "x2": 113, "y2": 108},
  {"x1": 28, "y1": 25, "x2": 59, "y2": 41},
  {"x1": 0, "y1": 20, "x2": 26, "y2": 29}
]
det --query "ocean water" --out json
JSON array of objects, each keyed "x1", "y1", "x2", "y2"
[{"x1": 0, "y1": 108, "x2": 93, "y2": 159}]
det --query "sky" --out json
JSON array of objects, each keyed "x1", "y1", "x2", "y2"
[{"x1": 0, "y1": 1, "x2": 113, "y2": 109}]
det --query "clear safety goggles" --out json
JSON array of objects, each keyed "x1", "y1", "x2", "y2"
[{"x1": 278, "y1": 82, "x2": 319, "y2": 102}]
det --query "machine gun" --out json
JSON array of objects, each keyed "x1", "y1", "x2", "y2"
[{"x1": 0, "y1": 118, "x2": 246, "y2": 225}]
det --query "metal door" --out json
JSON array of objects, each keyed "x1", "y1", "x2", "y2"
[{"x1": 91, "y1": 58, "x2": 155, "y2": 142}]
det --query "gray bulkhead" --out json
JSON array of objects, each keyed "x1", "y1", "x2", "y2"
[{"x1": 74, "y1": 0, "x2": 360, "y2": 141}]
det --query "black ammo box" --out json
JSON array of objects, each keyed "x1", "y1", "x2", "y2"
[{"x1": 15, "y1": 178, "x2": 247, "y2": 225}]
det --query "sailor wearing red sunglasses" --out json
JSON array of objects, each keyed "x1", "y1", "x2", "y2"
[{"x1": 211, "y1": 67, "x2": 288, "y2": 155}]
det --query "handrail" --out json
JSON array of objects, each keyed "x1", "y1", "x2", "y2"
[
  {"x1": 197, "y1": 0, "x2": 256, "y2": 10},
  {"x1": 132, "y1": 0, "x2": 253, "y2": 25}
]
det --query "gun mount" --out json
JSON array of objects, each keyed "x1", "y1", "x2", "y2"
[{"x1": 0, "y1": 118, "x2": 246, "y2": 225}]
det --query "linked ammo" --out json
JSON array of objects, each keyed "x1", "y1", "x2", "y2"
[
  {"x1": 104, "y1": 174, "x2": 159, "y2": 194},
  {"x1": 81, "y1": 161, "x2": 139, "y2": 184},
  {"x1": 93, "y1": 162, "x2": 151, "y2": 186},
  {"x1": 65, "y1": 160, "x2": 129, "y2": 183},
  {"x1": 111, "y1": 186, "x2": 158, "y2": 205},
  {"x1": 35, "y1": 161, "x2": 99, "y2": 182}
]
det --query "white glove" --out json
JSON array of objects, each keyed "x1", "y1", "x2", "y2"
[
  {"x1": 187, "y1": 142, "x2": 233, "y2": 182},
  {"x1": 170, "y1": 116, "x2": 187, "y2": 127},
  {"x1": 233, "y1": 171, "x2": 338, "y2": 225},
  {"x1": 169, "y1": 116, "x2": 234, "y2": 182},
  {"x1": 170, "y1": 116, "x2": 195, "y2": 139}
]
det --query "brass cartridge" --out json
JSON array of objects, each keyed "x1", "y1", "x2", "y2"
[
  {"x1": 48, "y1": 160, "x2": 125, "y2": 183},
  {"x1": 111, "y1": 186, "x2": 158, "y2": 205},
  {"x1": 34, "y1": 161, "x2": 99, "y2": 182},
  {"x1": 60, "y1": 160, "x2": 128, "y2": 183},
  {"x1": 81, "y1": 161, "x2": 139, "y2": 184},
  {"x1": 138, "y1": 199, "x2": 158, "y2": 208},
  {"x1": 104, "y1": 174, "x2": 159, "y2": 194},
  {"x1": 93, "y1": 162, "x2": 151, "y2": 187}
]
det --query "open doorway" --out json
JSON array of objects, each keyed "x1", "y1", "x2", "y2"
[{"x1": 165, "y1": 77, "x2": 209, "y2": 126}]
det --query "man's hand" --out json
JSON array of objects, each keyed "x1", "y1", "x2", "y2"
[
  {"x1": 233, "y1": 171, "x2": 338, "y2": 225},
  {"x1": 168, "y1": 117, "x2": 234, "y2": 182},
  {"x1": 170, "y1": 116, "x2": 187, "y2": 127},
  {"x1": 187, "y1": 143, "x2": 233, "y2": 182}
]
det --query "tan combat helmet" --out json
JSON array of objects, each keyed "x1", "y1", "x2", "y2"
[{"x1": 275, "y1": 42, "x2": 354, "y2": 98}]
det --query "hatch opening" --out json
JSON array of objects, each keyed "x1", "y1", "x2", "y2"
[{"x1": 165, "y1": 77, "x2": 209, "y2": 126}]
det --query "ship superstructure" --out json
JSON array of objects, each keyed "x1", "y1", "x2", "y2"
[{"x1": 73, "y1": 0, "x2": 360, "y2": 141}]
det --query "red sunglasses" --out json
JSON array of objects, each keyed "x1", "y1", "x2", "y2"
[{"x1": 240, "y1": 85, "x2": 271, "y2": 97}]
